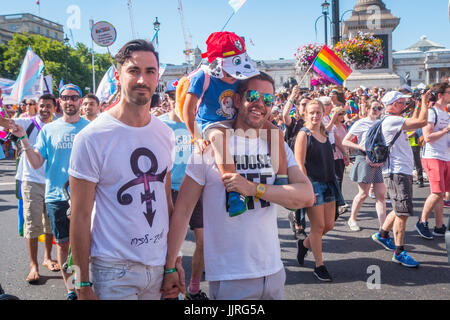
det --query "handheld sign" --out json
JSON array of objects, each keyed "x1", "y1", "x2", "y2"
[{"x1": 91, "y1": 21, "x2": 117, "y2": 47}]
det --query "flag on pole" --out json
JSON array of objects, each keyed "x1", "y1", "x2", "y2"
[
  {"x1": 8, "y1": 46, "x2": 45, "y2": 103},
  {"x1": 311, "y1": 46, "x2": 352, "y2": 86},
  {"x1": 96, "y1": 65, "x2": 118, "y2": 103},
  {"x1": 59, "y1": 79, "x2": 64, "y2": 91},
  {"x1": 228, "y1": 0, "x2": 247, "y2": 13}
]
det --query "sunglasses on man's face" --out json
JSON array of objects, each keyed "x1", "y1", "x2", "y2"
[
  {"x1": 245, "y1": 90, "x2": 275, "y2": 107},
  {"x1": 61, "y1": 95, "x2": 80, "y2": 102}
]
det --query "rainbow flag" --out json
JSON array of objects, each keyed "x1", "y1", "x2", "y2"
[{"x1": 311, "y1": 46, "x2": 352, "y2": 86}]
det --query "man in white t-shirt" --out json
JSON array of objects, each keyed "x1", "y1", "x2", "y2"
[
  {"x1": 416, "y1": 82, "x2": 450, "y2": 239},
  {"x1": 371, "y1": 91, "x2": 428, "y2": 268},
  {"x1": 68, "y1": 39, "x2": 180, "y2": 300},
  {"x1": 162, "y1": 72, "x2": 314, "y2": 300},
  {"x1": 0, "y1": 94, "x2": 58, "y2": 283}
]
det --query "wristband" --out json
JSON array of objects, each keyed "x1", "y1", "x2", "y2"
[
  {"x1": 76, "y1": 281, "x2": 93, "y2": 288},
  {"x1": 164, "y1": 268, "x2": 177, "y2": 274},
  {"x1": 17, "y1": 135, "x2": 27, "y2": 142}
]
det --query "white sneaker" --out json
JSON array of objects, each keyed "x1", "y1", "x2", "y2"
[
  {"x1": 347, "y1": 219, "x2": 360, "y2": 231},
  {"x1": 369, "y1": 193, "x2": 375, "y2": 199}
]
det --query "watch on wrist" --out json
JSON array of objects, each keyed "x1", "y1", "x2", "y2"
[{"x1": 254, "y1": 183, "x2": 266, "y2": 202}]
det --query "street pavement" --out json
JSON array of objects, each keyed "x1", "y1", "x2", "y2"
[{"x1": 0, "y1": 156, "x2": 449, "y2": 300}]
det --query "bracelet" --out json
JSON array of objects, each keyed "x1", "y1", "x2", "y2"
[
  {"x1": 75, "y1": 281, "x2": 93, "y2": 288},
  {"x1": 17, "y1": 135, "x2": 27, "y2": 142},
  {"x1": 164, "y1": 268, "x2": 177, "y2": 274}
]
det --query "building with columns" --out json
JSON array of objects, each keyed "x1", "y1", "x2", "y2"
[{"x1": 393, "y1": 36, "x2": 450, "y2": 87}]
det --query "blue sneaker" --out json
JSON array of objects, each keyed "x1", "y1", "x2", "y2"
[
  {"x1": 392, "y1": 251, "x2": 419, "y2": 268},
  {"x1": 371, "y1": 232, "x2": 395, "y2": 251},
  {"x1": 66, "y1": 291, "x2": 78, "y2": 300},
  {"x1": 228, "y1": 192, "x2": 247, "y2": 217}
]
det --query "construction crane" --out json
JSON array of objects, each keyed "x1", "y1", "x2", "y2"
[
  {"x1": 177, "y1": 0, "x2": 193, "y2": 65},
  {"x1": 127, "y1": 0, "x2": 137, "y2": 39}
]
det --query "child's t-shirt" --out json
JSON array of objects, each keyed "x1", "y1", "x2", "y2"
[{"x1": 188, "y1": 69, "x2": 240, "y2": 132}]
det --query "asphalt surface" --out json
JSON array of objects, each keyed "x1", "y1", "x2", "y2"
[{"x1": 0, "y1": 156, "x2": 449, "y2": 300}]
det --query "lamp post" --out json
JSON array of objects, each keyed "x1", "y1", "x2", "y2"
[
  {"x1": 322, "y1": 0, "x2": 330, "y2": 46},
  {"x1": 153, "y1": 17, "x2": 160, "y2": 47},
  {"x1": 63, "y1": 34, "x2": 69, "y2": 83}
]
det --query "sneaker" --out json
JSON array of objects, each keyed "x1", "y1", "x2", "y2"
[
  {"x1": 432, "y1": 224, "x2": 447, "y2": 237},
  {"x1": 444, "y1": 200, "x2": 450, "y2": 208},
  {"x1": 392, "y1": 251, "x2": 419, "y2": 268},
  {"x1": 185, "y1": 290, "x2": 209, "y2": 300},
  {"x1": 415, "y1": 221, "x2": 433, "y2": 240},
  {"x1": 338, "y1": 205, "x2": 347, "y2": 215},
  {"x1": 66, "y1": 291, "x2": 77, "y2": 300},
  {"x1": 371, "y1": 232, "x2": 395, "y2": 251},
  {"x1": 347, "y1": 219, "x2": 360, "y2": 231},
  {"x1": 296, "y1": 239, "x2": 308, "y2": 266},
  {"x1": 369, "y1": 192, "x2": 375, "y2": 199},
  {"x1": 416, "y1": 180, "x2": 425, "y2": 188},
  {"x1": 228, "y1": 192, "x2": 247, "y2": 217},
  {"x1": 313, "y1": 265, "x2": 332, "y2": 282}
]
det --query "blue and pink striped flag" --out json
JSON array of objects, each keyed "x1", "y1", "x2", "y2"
[{"x1": 9, "y1": 46, "x2": 45, "y2": 103}]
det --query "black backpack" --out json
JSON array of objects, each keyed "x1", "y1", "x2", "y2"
[{"x1": 364, "y1": 116, "x2": 401, "y2": 164}]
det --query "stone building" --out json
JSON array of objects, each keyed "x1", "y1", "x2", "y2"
[
  {"x1": 0, "y1": 13, "x2": 64, "y2": 44},
  {"x1": 393, "y1": 36, "x2": 450, "y2": 87}
]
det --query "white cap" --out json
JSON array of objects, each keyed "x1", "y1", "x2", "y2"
[{"x1": 381, "y1": 91, "x2": 411, "y2": 105}]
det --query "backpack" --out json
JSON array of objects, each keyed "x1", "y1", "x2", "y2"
[
  {"x1": 175, "y1": 66, "x2": 211, "y2": 122},
  {"x1": 285, "y1": 118, "x2": 305, "y2": 150},
  {"x1": 364, "y1": 116, "x2": 401, "y2": 164}
]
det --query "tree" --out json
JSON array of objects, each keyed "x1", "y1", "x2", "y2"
[{"x1": 0, "y1": 33, "x2": 113, "y2": 96}]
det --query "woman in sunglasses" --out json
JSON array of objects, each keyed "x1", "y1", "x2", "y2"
[
  {"x1": 294, "y1": 100, "x2": 343, "y2": 282},
  {"x1": 342, "y1": 99, "x2": 386, "y2": 232}
]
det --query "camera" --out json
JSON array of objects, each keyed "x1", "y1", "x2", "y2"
[{"x1": 412, "y1": 89, "x2": 438, "y2": 102}]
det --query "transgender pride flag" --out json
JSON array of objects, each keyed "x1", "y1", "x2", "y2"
[{"x1": 9, "y1": 46, "x2": 45, "y2": 103}]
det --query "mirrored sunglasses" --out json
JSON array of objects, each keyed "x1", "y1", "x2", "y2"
[{"x1": 245, "y1": 90, "x2": 274, "y2": 107}]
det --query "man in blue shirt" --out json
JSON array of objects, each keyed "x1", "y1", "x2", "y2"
[
  {"x1": 8, "y1": 83, "x2": 90, "y2": 300},
  {"x1": 159, "y1": 81, "x2": 208, "y2": 300}
]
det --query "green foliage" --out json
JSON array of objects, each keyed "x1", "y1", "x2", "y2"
[{"x1": 0, "y1": 33, "x2": 113, "y2": 95}]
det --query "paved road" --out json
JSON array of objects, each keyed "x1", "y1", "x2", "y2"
[{"x1": 0, "y1": 157, "x2": 449, "y2": 300}]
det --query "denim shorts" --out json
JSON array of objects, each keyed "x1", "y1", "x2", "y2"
[
  {"x1": 45, "y1": 200, "x2": 70, "y2": 244},
  {"x1": 311, "y1": 181, "x2": 337, "y2": 207}
]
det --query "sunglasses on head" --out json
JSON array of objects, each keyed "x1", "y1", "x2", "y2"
[
  {"x1": 61, "y1": 95, "x2": 80, "y2": 102},
  {"x1": 245, "y1": 90, "x2": 274, "y2": 107}
]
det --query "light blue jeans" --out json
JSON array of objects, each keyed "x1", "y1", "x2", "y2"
[{"x1": 90, "y1": 257, "x2": 164, "y2": 300}]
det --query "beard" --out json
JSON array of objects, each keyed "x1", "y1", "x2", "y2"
[
  {"x1": 128, "y1": 85, "x2": 153, "y2": 106},
  {"x1": 63, "y1": 104, "x2": 79, "y2": 116}
]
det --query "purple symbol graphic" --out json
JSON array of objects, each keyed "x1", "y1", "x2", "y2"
[{"x1": 117, "y1": 148, "x2": 167, "y2": 228}]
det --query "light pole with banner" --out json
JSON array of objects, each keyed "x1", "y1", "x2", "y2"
[
  {"x1": 153, "y1": 17, "x2": 160, "y2": 48},
  {"x1": 89, "y1": 19, "x2": 96, "y2": 94}
]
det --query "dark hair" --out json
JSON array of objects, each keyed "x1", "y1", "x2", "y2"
[
  {"x1": 115, "y1": 39, "x2": 159, "y2": 70},
  {"x1": 38, "y1": 94, "x2": 56, "y2": 106},
  {"x1": 83, "y1": 93, "x2": 100, "y2": 106},
  {"x1": 236, "y1": 71, "x2": 275, "y2": 97},
  {"x1": 150, "y1": 93, "x2": 160, "y2": 108},
  {"x1": 431, "y1": 82, "x2": 449, "y2": 95}
]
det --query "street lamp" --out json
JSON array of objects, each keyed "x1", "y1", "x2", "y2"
[
  {"x1": 153, "y1": 17, "x2": 160, "y2": 47},
  {"x1": 322, "y1": 0, "x2": 330, "y2": 45},
  {"x1": 63, "y1": 34, "x2": 69, "y2": 83}
]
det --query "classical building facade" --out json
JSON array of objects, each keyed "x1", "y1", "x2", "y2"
[
  {"x1": 0, "y1": 13, "x2": 64, "y2": 44},
  {"x1": 393, "y1": 36, "x2": 450, "y2": 87}
]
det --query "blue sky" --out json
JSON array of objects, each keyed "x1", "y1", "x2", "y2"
[{"x1": 1, "y1": 0, "x2": 450, "y2": 65}]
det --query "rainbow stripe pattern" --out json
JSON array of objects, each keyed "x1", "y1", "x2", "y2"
[{"x1": 312, "y1": 46, "x2": 352, "y2": 86}]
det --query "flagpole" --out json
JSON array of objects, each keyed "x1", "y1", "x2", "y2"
[
  {"x1": 299, "y1": 62, "x2": 315, "y2": 88},
  {"x1": 221, "y1": 11, "x2": 235, "y2": 31}
]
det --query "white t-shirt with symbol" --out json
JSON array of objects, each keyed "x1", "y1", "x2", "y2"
[{"x1": 69, "y1": 112, "x2": 175, "y2": 266}]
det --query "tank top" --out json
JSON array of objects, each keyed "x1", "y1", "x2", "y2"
[{"x1": 301, "y1": 127, "x2": 336, "y2": 183}]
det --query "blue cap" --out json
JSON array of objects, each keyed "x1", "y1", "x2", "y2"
[
  {"x1": 166, "y1": 80, "x2": 178, "y2": 93},
  {"x1": 59, "y1": 83, "x2": 82, "y2": 97}
]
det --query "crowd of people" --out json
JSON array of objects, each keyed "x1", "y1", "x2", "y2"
[{"x1": 0, "y1": 31, "x2": 449, "y2": 300}]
